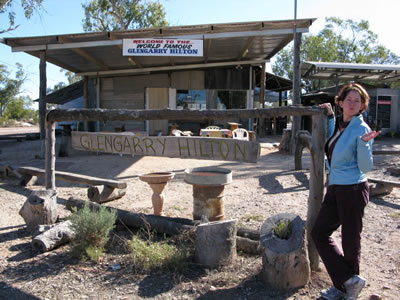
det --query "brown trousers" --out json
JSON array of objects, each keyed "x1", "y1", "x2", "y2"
[{"x1": 311, "y1": 181, "x2": 369, "y2": 290}]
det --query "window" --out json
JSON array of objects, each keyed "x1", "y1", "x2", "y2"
[
  {"x1": 176, "y1": 90, "x2": 206, "y2": 110},
  {"x1": 217, "y1": 90, "x2": 247, "y2": 109}
]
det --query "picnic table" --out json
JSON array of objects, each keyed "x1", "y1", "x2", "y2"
[{"x1": 200, "y1": 129, "x2": 232, "y2": 138}]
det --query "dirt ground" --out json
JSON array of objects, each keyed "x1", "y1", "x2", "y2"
[{"x1": 0, "y1": 126, "x2": 399, "y2": 300}]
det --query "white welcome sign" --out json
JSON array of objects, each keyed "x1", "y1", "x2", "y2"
[{"x1": 123, "y1": 38, "x2": 203, "y2": 57}]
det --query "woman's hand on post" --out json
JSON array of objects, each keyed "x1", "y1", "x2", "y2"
[
  {"x1": 361, "y1": 130, "x2": 381, "y2": 142},
  {"x1": 319, "y1": 103, "x2": 334, "y2": 116}
]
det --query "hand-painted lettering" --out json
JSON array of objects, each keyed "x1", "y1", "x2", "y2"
[
  {"x1": 220, "y1": 140, "x2": 230, "y2": 159},
  {"x1": 156, "y1": 138, "x2": 166, "y2": 154},
  {"x1": 96, "y1": 135, "x2": 105, "y2": 151},
  {"x1": 178, "y1": 138, "x2": 190, "y2": 156},
  {"x1": 132, "y1": 136, "x2": 144, "y2": 152},
  {"x1": 123, "y1": 137, "x2": 132, "y2": 153},
  {"x1": 143, "y1": 138, "x2": 156, "y2": 154},
  {"x1": 199, "y1": 140, "x2": 209, "y2": 158},
  {"x1": 113, "y1": 136, "x2": 123, "y2": 152},
  {"x1": 80, "y1": 134, "x2": 90, "y2": 150},
  {"x1": 104, "y1": 135, "x2": 113, "y2": 151},
  {"x1": 234, "y1": 142, "x2": 246, "y2": 160}
]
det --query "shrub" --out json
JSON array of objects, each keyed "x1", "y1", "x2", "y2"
[
  {"x1": 69, "y1": 204, "x2": 117, "y2": 261},
  {"x1": 128, "y1": 226, "x2": 193, "y2": 272},
  {"x1": 273, "y1": 219, "x2": 292, "y2": 240}
]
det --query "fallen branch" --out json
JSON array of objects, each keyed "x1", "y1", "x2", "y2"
[
  {"x1": 32, "y1": 220, "x2": 75, "y2": 252},
  {"x1": 87, "y1": 186, "x2": 126, "y2": 203}
]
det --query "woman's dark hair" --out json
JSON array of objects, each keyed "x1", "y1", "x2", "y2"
[{"x1": 335, "y1": 83, "x2": 370, "y2": 114}]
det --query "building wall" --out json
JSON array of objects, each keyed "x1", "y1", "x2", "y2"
[
  {"x1": 97, "y1": 68, "x2": 251, "y2": 133},
  {"x1": 100, "y1": 74, "x2": 169, "y2": 132}
]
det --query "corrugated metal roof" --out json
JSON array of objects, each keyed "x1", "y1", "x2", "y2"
[
  {"x1": 301, "y1": 61, "x2": 400, "y2": 82},
  {"x1": 2, "y1": 19, "x2": 315, "y2": 77}
]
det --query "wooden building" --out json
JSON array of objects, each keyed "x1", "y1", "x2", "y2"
[{"x1": 2, "y1": 19, "x2": 315, "y2": 136}]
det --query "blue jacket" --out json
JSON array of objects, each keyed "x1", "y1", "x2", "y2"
[{"x1": 326, "y1": 114, "x2": 373, "y2": 185}]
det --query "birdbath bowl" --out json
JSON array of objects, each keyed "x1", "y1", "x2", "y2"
[
  {"x1": 139, "y1": 172, "x2": 175, "y2": 215},
  {"x1": 184, "y1": 167, "x2": 232, "y2": 221}
]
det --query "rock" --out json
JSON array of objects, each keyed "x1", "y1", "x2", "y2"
[{"x1": 369, "y1": 294, "x2": 383, "y2": 300}]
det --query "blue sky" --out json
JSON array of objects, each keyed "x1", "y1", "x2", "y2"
[{"x1": 1, "y1": 0, "x2": 400, "y2": 102}]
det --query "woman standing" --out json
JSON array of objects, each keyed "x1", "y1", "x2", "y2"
[{"x1": 312, "y1": 83, "x2": 381, "y2": 300}]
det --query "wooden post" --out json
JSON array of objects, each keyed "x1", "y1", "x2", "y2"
[
  {"x1": 39, "y1": 50, "x2": 47, "y2": 157},
  {"x1": 306, "y1": 114, "x2": 326, "y2": 271},
  {"x1": 290, "y1": 32, "x2": 302, "y2": 153},
  {"x1": 259, "y1": 63, "x2": 266, "y2": 137},
  {"x1": 45, "y1": 119, "x2": 56, "y2": 191},
  {"x1": 83, "y1": 75, "x2": 89, "y2": 131}
]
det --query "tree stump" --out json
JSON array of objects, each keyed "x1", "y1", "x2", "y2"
[
  {"x1": 260, "y1": 213, "x2": 310, "y2": 289},
  {"x1": 32, "y1": 220, "x2": 75, "y2": 252},
  {"x1": 279, "y1": 129, "x2": 291, "y2": 152},
  {"x1": 19, "y1": 189, "x2": 58, "y2": 232},
  {"x1": 194, "y1": 219, "x2": 237, "y2": 268}
]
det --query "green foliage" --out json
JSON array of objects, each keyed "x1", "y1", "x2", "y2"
[
  {"x1": 240, "y1": 214, "x2": 265, "y2": 222},
  {"x1": 389, "y1": 212, "x2": 400, "y2": 220},
  {"x1": 0, "y1": 0, "x2": 44, "y2": 34},
  {"x1": 60, "y1": 69, "x2": 82, "y2": 85},
  {"x1": 273, "y1": 219, "x2": 292, "y2": 240},
  {"x1": 272, "y1": 17, "x2": 400, "y2": 92},
  {"x1": 69, "y1": 204, "x2": 117, "y2": 261},
  {"x1": 128, "y1": 227, "x2": 193, "y2": 272},
  {"x1": 82, "y1": 0, "x2": 168, "y2": 32},
  {"x1": 0, "y1": 63, "x2": 25, "y2": 118}
]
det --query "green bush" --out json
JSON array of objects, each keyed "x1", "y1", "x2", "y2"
[
  {"x1": 128, "y1": 228, "x2": 193, "y2": 272},
  {"x1": 273, "y1": 219, "x2": 292, "y2": 240},
  {"x1": 69, "y1": 204, "x2": 117, "y2": 261}
]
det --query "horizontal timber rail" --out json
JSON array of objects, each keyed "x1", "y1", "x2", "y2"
[{"x1": 46, "y1": 106, "x2": 327, "y2": 122}]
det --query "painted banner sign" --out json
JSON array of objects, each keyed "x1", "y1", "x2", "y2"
[
  {"x1": 72, "y1": 132, "x2": 260, "y2": 163},
  {"x1": 122, "y1": 39, "x2": 203, "y2": 57}
]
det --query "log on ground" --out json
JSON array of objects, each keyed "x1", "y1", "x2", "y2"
[
  {"x1": 66, "y1": 197, "x2": 194, "y2": 236},
  {"x1": 87, "y1": 185, "x2": 126, "y2": 203},
  {"x1": 65, "y1": 198, "x2": 260, "y2": 255},
  {"x1": 32, "y1": 220, "x2": 75, "y2": 252}
]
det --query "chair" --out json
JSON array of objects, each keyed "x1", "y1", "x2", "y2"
[
  {"x1": 171, "y1": 129, "x2": 183, "y2": 136},
  {"x1": 171, "y1": 129, "x2": 193, "y2": 137},
  {"x1": 232, "y1": 128, "x2": 249, "y2": 141},
  {"x1": 205, "y1": 125, "x2": 221, "y2": 130}
]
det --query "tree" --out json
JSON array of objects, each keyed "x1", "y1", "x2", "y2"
[
  {"x1": 0, "y1": 63, "x2": 25, "y2": 118},
  {"x1": 82, "y1": 0, "x2": 168, "y2": 32},
  {"x1": 60, "y1": 69, "x2": 82, "y2": 85},
  {"x1": 0, "y1": 0, "x2": 44, "y2": 34},
  {"x1": 272, "y1": 17, "x2": 400, "y2": 92}
]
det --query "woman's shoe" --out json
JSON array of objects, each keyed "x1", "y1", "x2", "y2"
[{"x1": 320, "y1": 286, "x2": 346, "y2": 300}]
